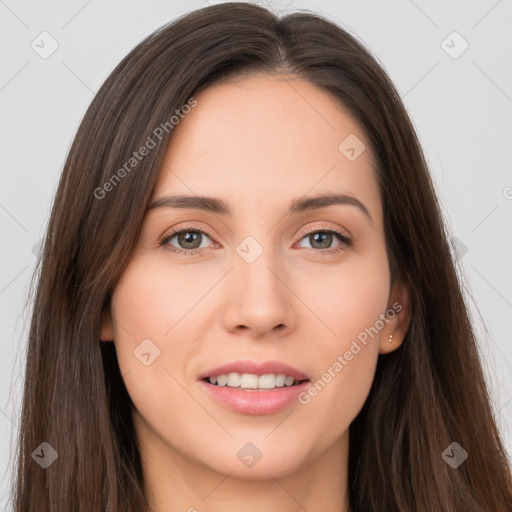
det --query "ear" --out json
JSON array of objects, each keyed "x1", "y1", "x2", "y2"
[
  {"x1": 378, "y1": 276, "x2": 412, "y2": 354},
  {"x1": 100, "y1": 308, "x2": 115, "y2": 342}
]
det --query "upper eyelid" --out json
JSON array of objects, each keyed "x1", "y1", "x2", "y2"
[
  {"x1": 300, "y1": 224, "x2": 351, "y2": 237},
  {"x1": 161, "y1": 225, "x2": 214, "y2": 243}
]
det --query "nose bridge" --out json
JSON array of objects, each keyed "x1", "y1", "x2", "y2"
[
  {"x1": 221, "y1": 232, "x2": 295, "y2": 335},
  {"x1": 236, "y1": 237, "x2": 280, "y2": 293}
]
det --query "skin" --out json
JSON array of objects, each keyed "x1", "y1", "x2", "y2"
[{"x1": 101, "y1": 74, "x2": 411, "y2": 512}]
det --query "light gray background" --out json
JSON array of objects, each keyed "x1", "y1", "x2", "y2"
[{"x1": 1, "y1": 0, "x2": 511, "y2": 507}]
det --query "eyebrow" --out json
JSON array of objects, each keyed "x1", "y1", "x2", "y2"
[{"x1": 148, "y1": 192, "x2": 373, "y2": 225}]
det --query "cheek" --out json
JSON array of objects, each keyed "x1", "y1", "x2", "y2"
[
  {"x1": 108, "y1": 258, "x2": 192, "y2": 398},
  {"x1": 295, "y1": 247, "x2": 389, "y2": 429},
  {"x1": 110, "y1": 255, "x2": 214, "y2": 343},
  {"x1": 301, "y1": 241, "x2": 390, "y2": 349},
  {"x1": 108, "y1": 259, "x2": 207, "y2": 448}
]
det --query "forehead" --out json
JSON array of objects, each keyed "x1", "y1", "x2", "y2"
[{"x1": 151, "y1": 75, "x2": 381, "y2": 223}]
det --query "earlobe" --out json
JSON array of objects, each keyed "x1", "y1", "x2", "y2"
[
  {"x1": 378, "y1": 277, "x2": 412, "y2": 355},
  {"x1": 100, "y1": 309, "x2": 115, "y2": 342}
]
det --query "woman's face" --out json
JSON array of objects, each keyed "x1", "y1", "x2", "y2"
[{"x1": 102, "y1": 75, "x2": 410, "y2": 482}]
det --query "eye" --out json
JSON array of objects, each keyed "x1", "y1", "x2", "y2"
[
  {"x1": 159, "y1": 224, "x2": 352, "y2": 257},
  {"x1": 159, "y1": 226, "x2": 215, "y2": 256},
  {"x1": 295, "y1": 226, "x2": 351, "y2": 255}
]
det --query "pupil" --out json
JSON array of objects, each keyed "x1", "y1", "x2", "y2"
[
  {"x1": 179, "y1": 231, "x2": 201, "y2": 249},
  {"x1": 312, "y1": 232, "x2": 331, "y2": 249}
]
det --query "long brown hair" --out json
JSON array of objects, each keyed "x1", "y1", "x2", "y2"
[{"x1": 12, "y1": 2, "x2": 512, "y2": 511}]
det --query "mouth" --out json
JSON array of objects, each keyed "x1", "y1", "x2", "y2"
[
  {"x1": 199, "y1": 373, "x2": 311, "y2": 415},
  {"x1": 197, "y1": 360, "x2": 311, "y2": 414}
]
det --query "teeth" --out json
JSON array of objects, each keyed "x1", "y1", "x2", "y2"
[
  {"x1": 240, "y1": 373, "x2": 258, "y2": 389},
  {"x1": 207, "y1": 373, "x2": 301, "y2": 389},
  {"x1": 284, "y1": 375, "x2": 295, "y2": 386}
]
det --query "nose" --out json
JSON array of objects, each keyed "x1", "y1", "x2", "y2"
[{"x1": 221, "y1": 247, "x2": 297, "y2": 338}]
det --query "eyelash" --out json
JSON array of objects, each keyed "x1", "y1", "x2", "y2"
[{"x1": 158, "y1": 224, "x2": 352, "y2": 257}]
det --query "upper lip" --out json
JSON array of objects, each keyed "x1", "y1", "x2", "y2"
[{"x1": 198, "y1": 360, "x2": 309, "y2": 381}]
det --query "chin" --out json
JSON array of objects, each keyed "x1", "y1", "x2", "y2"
[{"x1": 200, "y1": 436, "x2": 312, "y2": 480}]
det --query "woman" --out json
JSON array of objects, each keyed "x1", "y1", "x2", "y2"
[{"x1": 13, "y1": 2, "x2": 512, "y2": 511}]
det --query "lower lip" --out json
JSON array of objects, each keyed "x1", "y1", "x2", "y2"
[{"x1": 199, "y1": 379, "x2": 310, "y2": 415}]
